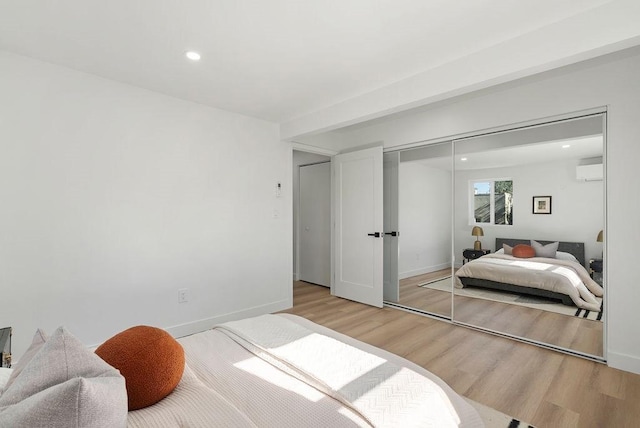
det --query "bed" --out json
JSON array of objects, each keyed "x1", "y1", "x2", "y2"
[
  {"x1": 0, "y1": 314, "x2": 484, "y2": 427},
  {"x1": 455, "y1": 238, "x2": 603, "y2": 311}
]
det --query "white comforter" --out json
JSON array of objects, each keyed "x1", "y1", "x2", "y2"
[
  {"x1": 128, "y1": 314, "x2": 483, "y2": 427},
  {"x1": 455, "y1": 253, "x2": 604, "y2": 311}
]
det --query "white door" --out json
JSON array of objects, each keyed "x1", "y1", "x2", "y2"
[
  {"x1": 383, "y1": 152, "x2": 400, "y2": 302},
  {"x1": 332, "y1": 146, "x2": 383, "y2": 307},
  {"x1": 299, "y1": 162, "x2": 331, "y2": 287}
]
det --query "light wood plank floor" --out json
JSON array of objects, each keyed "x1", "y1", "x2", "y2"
[
  {"x1": 281, "y1": 281, "x2": 640, "y2": 428},
  {"x1": 397, "y1": 268, "x2": 603, "y2": 356},
  {"x1": 398, "y1": 269, "x2": 453, "y2": 317}
]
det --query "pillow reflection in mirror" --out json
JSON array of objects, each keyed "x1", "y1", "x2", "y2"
[
  {"x1": 556, "y1": 251, "x2": 578, "y2": 263},
  {"x1": 530, "y1": 240, "x2": 559, "y2": 258}
]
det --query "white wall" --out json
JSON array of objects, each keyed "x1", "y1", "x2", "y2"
[
  {"x1": 453, "y1": 159, "x2": 603, "y2": 266},
  {"x1": 307, "y1": 47, "x2": 640, "y2": 374},
  {"x1": 0, "y1": 51, "x2": 292, "y2": 360},
  {"x1": 399, "y1": 162, "x2": 452, "y2": 278}
]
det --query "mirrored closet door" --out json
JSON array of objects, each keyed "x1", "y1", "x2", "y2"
[
  {"x1": 383, "y1": 142, "x2": 453, "y2": 319},
  {"x1": 382, "y1": 112, "x2": 605, "y2": 359},
  {"x1": 451, "y1": 113, "x2": 605, "y2": 358}
]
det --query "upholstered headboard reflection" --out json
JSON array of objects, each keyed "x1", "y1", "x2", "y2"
[{"x1": 495, "y1": 238, "x2": 586, "y2": 267}]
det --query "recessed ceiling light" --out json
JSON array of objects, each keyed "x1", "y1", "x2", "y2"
[
  {"x1": 185, "y1": 51, "x2": 201, "y2": 61},
  {"x1": 562, "y1": 144, "x2": 571, "y2": 149},
  {"x1": 461, "y1": 157, "x2": 468, "y2": 161}
]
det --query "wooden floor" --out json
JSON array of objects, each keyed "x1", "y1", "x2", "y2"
[
  {"x1": 454, "y1": 294, "x2": 603, "y2": 357},
  {"x1": 398, "y1": 269, "x2": 452, "y2": 317},
  {"x1": 281, "y1": 281, "x2": 640, "y2": 428},
  {"x1": 397, "y1": 268, "x2": 603, "y2": 357}
]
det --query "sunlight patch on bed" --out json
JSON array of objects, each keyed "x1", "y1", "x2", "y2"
[
  {"x1": 551, "y1": 266, "x2": 582, "y2": 287},
  {"x1": 509, "y1": 260, "x2": 552, "y2": 270},
  {"x1": 218, "y1": 316, "x2": 475, "y2": 427},
  {"x1": 234, "y1": 356, "x2": 325, "y2": 402},
  {"x1": 274, "y1": 332, "x2": 388, "y2": 390}
]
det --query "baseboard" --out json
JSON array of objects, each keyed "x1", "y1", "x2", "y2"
[
  {"x1": 165, "y1": 299, "x2": 292, "y2": 339},
  {"x1": 399, "y1": 263, "x2": 451, "y2": 280},
  {"x1": 607, "y1": 351, "x2": 640, "y2": 375}
]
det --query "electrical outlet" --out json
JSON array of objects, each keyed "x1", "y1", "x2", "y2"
[{"x1": 178, "y1": 288, "x2": 189, "y2": 303}]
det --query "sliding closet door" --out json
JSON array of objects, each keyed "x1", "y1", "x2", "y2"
[
  {"x1": 383, "y1": 152, "x2": 399, "y2": 302},
  {"x1": 383, "y1": 142, "x2": 453, "y2": 318},
  {"x1": 452, "y1": 113, "x2": 605, "y2": 359}
]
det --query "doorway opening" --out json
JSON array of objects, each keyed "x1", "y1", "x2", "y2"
[{"x1": 292, "y1": 150, "x2": 330, "y2": 287}]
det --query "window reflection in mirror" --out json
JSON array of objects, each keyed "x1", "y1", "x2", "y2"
[{"x1": 471, "y1": 179, "x2": 513, "y2": 225}]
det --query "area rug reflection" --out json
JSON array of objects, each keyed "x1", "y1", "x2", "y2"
[{"x1": 419, "y1": 277, "x2": 602, "y2": 321}]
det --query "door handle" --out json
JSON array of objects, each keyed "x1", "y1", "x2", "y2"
[
  {"x1": 367, "y1": 232, "x2": 382, "y2": 238},
  {"x1": 384, "y1": 231, "x2": 400, "y2": 237}
]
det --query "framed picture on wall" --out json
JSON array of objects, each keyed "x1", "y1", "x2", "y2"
[{"x1": 532, "y1": 196, "x2": 552, "y2": 214}]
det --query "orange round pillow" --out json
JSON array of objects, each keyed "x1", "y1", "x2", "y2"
[
  {"x1": 95, "y1": 326, "x2": 185, "y2": 410},
  {"x1": 512, "y1": 244, "x2": 536, "y2": 258}
]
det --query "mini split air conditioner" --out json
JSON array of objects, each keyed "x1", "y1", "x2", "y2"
[{"x1": 576, "y1": 164, "x2": 603, "y2": 181}]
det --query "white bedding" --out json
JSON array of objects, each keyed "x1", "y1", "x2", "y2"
[
  {"x1": 128, "y1": 314, "x2": 483, "y2": 427},
  {"x1": 0, "y1": 367, "x2": 11, "y2": 392},
  {"x1": 455, "y1": 253, "x2": 603, "y2": 311}
]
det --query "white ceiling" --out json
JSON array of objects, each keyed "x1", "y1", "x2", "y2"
[
  {"x1": 407, "y1": 136, "x2": 603, "y2": 171},
  {"x1": 455, "y1": 136, "x2": 603, "y2": 170},
  {"x1": 0, "y1": 0, "x2": 623, "y2": 125}
]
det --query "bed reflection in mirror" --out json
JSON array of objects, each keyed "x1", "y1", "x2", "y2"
[
  {"x1": 452, "y1": 113, "x2": 605, "y2": 358},
  {"x1": 383, "y1": 142, "x2": 453, "y2": 319}
]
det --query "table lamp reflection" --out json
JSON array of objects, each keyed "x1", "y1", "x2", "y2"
[{"x1": 472, "y1": 226, "x2": 484, "y2": 250}]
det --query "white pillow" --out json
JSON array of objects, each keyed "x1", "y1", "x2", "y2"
[
  {"x1": 556, "y1": 251, "x2": 579, "y2": 263},
  {"x1": 0, "y1": 327, "x2": 127, "y2": 428},
  {"x1": 530, "y1": 240, "x2": 559, "y2": 258},
  {"x1": 496, "y1": 244, "x2": 514, "y2": 255}
]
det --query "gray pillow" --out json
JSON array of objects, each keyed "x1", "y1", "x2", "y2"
[
  {"x1": 530, "y1": 240, "x2": 559, "y2": 258},
  {"x1": 502, "y1": 244, "x2": 513, "y2": 255},
  {"x1": 0, "y1": 327, "x2": 127, "y2": 428},
  {"x1": 2, "y1": 329, "x2": 47, "y2": 392}
]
